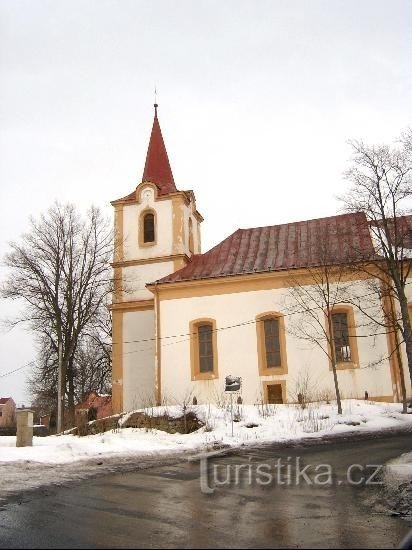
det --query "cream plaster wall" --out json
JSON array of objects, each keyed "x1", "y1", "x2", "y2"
[
  {"x1": 181, "y1": 205, "x2": 201, "y2": 256},
  {"x1": 123, "y1": 199, "x2": 173, "y2": 260},
  {"x1": 122, "y1": 262, "x2": 175, "y2": 300},
  {"x1": 158, "y1": 281, "x2": 394, "y2": 405},
  {"x1": 122, "y1": 187, "x2": 200, "y2": 262},
  {"x1": 123, "y1": 309, "x2": 156, "y2": 411},
  {"x1": 115, "y1": 184, "x2": 203, "y2": 413}
]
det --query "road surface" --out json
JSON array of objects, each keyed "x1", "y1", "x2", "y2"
[{"x1": 0, "y1": 432, "x2": 411, "y2": 548}]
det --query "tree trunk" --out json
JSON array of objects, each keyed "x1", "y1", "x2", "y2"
[
  {"x1": 394, "y1": 326, "x2": 408, "y2": 414},
  {"x1": 327, "y1": 312, "x2": 342, "y2": 414},
  {"x1": 397, "y1": 288, "x2": 412, "y2": 389},
  {"x1": 67, "y1": 372, "x2": 76, "y2": 428},
  {"x1": 57, "y1": 338, "x2": 64, "y2": 433},
  {"x1": 390, "y1": 297, "x2": 408, "y2": 413}
]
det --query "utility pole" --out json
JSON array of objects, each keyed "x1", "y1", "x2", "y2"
[
  {"x1": 230, "y1": 392, "x2": 234, "y2": 437},
  {"x1": 57, "y1": 339, "x2": 63, "y2": 433}
]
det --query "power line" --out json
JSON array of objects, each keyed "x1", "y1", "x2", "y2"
[
  {"x1": 112, "y1": 282, "x2": 410, "y2": 348},
  {"x1": 0, "y1": 361, "x2": 35, "y2": 379},
  {"x1": 3, "y1": 281, "x2": 410, "y2": 370}
]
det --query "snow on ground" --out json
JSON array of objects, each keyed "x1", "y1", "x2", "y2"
[
  {"x1": 0, "y1": 400, "x2": 411, "y2": 501},
  {"x1": 381, "y1": 450, "x2": 412, "y2": 518},
  {"x1": 385, "y1": 451, "x2": 412, "y2": 482}
]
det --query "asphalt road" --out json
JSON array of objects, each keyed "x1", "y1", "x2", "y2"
[{"x1": 0, "y1": 432, "x2": 411, "y2": 549}]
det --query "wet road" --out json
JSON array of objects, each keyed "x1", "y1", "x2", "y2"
[{"x1": 0, "y1": 433, "x2": 411, "y2": 548}]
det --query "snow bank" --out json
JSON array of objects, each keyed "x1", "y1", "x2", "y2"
[
  {"x1": 381, "y1": 451, "x2": 412, "y2": 518},
  {"x1": 1, "y1": 400, "x2": 411, "y2": 466},
  {"x1": 385, "y1": 452, "x2": 412, "y2": 483},
  {"x1": 0, "y1": 399, "x2": 411, "y2": 501}
]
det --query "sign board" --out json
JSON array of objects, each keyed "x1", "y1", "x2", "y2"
[{"x1": 225, "y1": 375, "x2": 241, "y2": 392}]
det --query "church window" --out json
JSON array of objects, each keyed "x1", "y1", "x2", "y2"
[
  {"x1": 256, "y1": 312, "x2": 288, "y2": 375},
  {"x1": 139, "y1": 209, "x2": 156, "y2": 247},
  {"x1": 190, "y1": 319, "x2": 219, "y2": 380},
  {"x1": 144, "y1": 212, "x2": 155, "y2": 243},
  {"x1": 328, "y1": 307, "x2": 359, "y2": 369},
  {"x1": 331, "y1": 312, "x2": 351, "y2": 362}
]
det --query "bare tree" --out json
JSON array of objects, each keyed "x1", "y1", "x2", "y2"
[
  {"x1": 343, "y1": 275, "x2": 409, "y2": 412},
  {"x1": 75, "y1": 307, "x2": 112, "y2": 402},
  {"x1": 2, "y1": 203, "x2": 113, "y2": 428},
  {"x1": 285, "y1": 228, "x2": 360, "y2": 415},
  {"x1": 341, "y1": 132, "x2": 412, "y2": 388},
  {"x1": 27, "y1": 304, "x2": 112, "y2": 422}
]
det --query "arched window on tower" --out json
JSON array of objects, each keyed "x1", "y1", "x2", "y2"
[
  {"x1": 143, "y1": 212, "x2": 155, "y2": 243},
  {"x1": 189, "y1": 217, "x2": 194, "y2": 253}
]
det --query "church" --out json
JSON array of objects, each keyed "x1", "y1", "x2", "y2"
[{"x1": 110, "y1": 105, "x2": 412, "y2": 414}]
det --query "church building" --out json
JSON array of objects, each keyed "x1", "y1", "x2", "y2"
[{"x1": 110, "y1": 105, "x2": 412, "y2": 414}]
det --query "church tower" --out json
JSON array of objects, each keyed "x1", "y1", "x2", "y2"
[{"x1": 111, "y1": 104, "x2": 203, "y2": 413}]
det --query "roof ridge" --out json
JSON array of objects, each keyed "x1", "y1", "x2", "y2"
[{"x1": 237, "y1": 211, "x2": 366, "y2": 233}]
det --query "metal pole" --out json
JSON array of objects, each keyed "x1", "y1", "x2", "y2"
[
  {"x1": 57, "y1": 339, "x2": 63, "y2": 433},
  {"x1": 231, "y1": 393, "x2": 233, "y2": 437}
]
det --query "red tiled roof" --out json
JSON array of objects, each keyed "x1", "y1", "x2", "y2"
[
  {"x1": 0, "y1": 397, "x2": 12, "y2": 405},
  {"x1": 372, "y1": 215, "x2": 412, "y2": 248},
  {"x1": 75, "y1": 392, "x2": 112, "y2": 419},
  {"x1": 155, "y1": 212, "x2": 375, "y2": 284}
]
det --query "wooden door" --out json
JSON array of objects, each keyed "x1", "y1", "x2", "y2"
[{"x1": 267, "y1": 384, "x2": 283, "y2": 404}]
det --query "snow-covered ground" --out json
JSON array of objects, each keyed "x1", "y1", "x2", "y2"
[
  {"x1": 382, "y1": 450, "x2": 412, "y2": 518},
  {"x1": 0, "y1": 400, "x2": 411, "y2": 501},
  {"x1": 385, "y1": 451, "x2": 412, "y2": 482}
]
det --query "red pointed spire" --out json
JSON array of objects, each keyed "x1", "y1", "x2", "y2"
[{"x1": 142, "y1": 104, "x2": 177, "y2": 195}]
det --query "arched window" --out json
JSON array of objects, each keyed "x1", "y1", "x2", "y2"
[
  {"x1": 198, "y1": 323, "x2": 213, "y2": 373},
  {"x1": 256, "y1": 312, "x2": 288, "y2": 375},
  {"x1": 143, "y1": 212, "x2": 155, "y2": 243},
  {"x1": 327, "y1": 306, "x2": 359, "y2": 369},
  {"x1": 263, "y1": 317, "x2": 281, "y2": 367},
  {"x1": 331, "y1": 311, "x2": 351, "y2": 362},
  {"x1": 189, "y1": 217, "x2": 194, "y2": 253},
  {"x1": 190, "y1": 318, "x2": 219, "y2": 380}
]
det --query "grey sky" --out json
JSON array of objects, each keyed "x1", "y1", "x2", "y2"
[{"x1": 1, "y1": 0, "x2": 411, "y2": 404}]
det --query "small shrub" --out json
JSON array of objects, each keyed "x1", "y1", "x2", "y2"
[
  {"x1": 233, "y1": 412, "x2": 241, "y2": 422},
  {"x1": 245, "y1": 422, "x2": 259, "y2": 428}
]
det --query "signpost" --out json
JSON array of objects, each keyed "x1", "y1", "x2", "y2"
[{"x1": 224, "y1": 375, "x2": 242, "y2": 437}]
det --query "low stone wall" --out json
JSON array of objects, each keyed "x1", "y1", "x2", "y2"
[
  {"x1": 123, "y1": 411, "x2": 203, "y2": 434},
  {"x1": 73, "y1": 410, "x2": 203, "y2": 436},
  {"x1": 0, "y1": 427, "x2": 16, "y2": 436},
  {"x1": 74, "y1": 414, "x2": 122, "y2": 436}
]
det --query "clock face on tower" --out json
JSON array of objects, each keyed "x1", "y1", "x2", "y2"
[{"x1": 142, "y1": 188, "x2": 152, "y2": 202}]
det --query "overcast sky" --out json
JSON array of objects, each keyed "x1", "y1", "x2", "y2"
[{"x1": 1, "y1": 0, "x2": 412, "y2": 405}]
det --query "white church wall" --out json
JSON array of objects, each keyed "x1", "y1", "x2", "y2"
[
  {"x1": 123, "y1": 309, "x2": 156, "y2": 411},
  {"x1": 158, "y1": 280, "x2": 394, "y2": 405},
  {"x1": 181, "y1": 204, "x2": 201, "y2": 256},
  {"x1": 122, "y1": 261, "x2": 175, "y2": 300},
  {"x1": 123, "y1": 200, "x2": 173, "y2": 261},
  {"x1": 180, "y1": 206, "x2": 190, "y2": 257}
]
